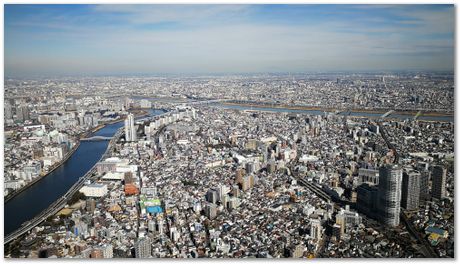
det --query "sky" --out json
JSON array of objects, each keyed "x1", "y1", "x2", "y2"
[{"x1": 4, "y1": 4, "x2": 455, "y2": 76}]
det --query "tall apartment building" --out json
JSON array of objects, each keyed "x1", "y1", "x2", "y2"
[
  {"x1": 378, "y1": 164, "x2": 403, "y2": 227},
  {"x1": 124, "y1": 113, "x2": 137, "y2": 142},
  {"x1": 432, "y1": 165, "x2": 447, "y2": 200},
  {"x1": 310, "y1": 218, "x2": 323, "y2": 241},
  {"x1": 401, "y1": 169, "x2": 421, "y2": 210},
  {"x1": 419, "y1": 170, "x2": 430, "y2": 201},
  {"x1": 134, "y1": 237, "x2": 151, "y2": 258}
]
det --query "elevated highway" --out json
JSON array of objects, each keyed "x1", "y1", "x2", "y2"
[
  {"x1": 381, "y1": 110, "x2": 394, "y2": 118},
  {"x1": 80, "y1": 136, "x2": 113, "y2": 141},
  {"x1": 187, "y1": 99, "x2": 232, "y2": 105}
]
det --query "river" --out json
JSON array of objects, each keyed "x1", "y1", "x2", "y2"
[
  {"x1": 4, "y1": 109, "x2": 165, "y2": 236},
  {"x1": 212, "y1": 104, "x2": 454, "y2": 122},
  {"x1": 132, "y1": 96, "x2": 453, "y2": 122}
]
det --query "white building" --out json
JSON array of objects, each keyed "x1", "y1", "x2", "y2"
[
  {"x1": 139, "y1": 99, "x2": 152, "y2": 109},
  {"x1": 378, "y1": 165, "x2": 403, "y2": 227},
  {"x1": 124, "y1": 113, "x2": 137, "y2": 142},
  {"x1": 310, "y1": 218, "x2": 323, "y2": 241},
  {"x1": 80, "y1": 184, "x2": 108, "y2": 198},
  {"x1": 358, "y1": 168, "x2": 379, "y2": 185}
]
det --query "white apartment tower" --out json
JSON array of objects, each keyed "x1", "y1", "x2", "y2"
[
  {"x1": 124, "y1": 113, "x2": 137, "y2": 142},
  {"x1": 310, "y1": 218, "x2": 323, "y2": 241},
  {"x1": 378, "y1": 164, "x2": 403, "y2": 227}
]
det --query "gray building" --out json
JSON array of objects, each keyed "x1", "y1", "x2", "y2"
[
  {"x1": 358, "y1": 168, "x2": 379, "y2": 186},
  {"x1": 310, "y1": 218, "x2": 322, "y2": 241},
  {"x1": 432, "y1": 165, "x2": 446, "y2": 200},
  {"x1": 401, "y1": 170, "x2": 420, "y2": 210},
  {"x1": 206, "y1": 188, "x2": 219, "y2": 204},
  {"x1": 419, "y1": 170, "x2": 430, "y2": 201},
  {"x1": 4, "y1": 102, "x2": 13, "y2": 120},
  {"x1": 134, "y1": 237, "x2": 151, "y2": 258},
  {"x1": 205, "y1": 203, "x2": 217, "y2": 220},
  {"x1": 356, "y1": 183, "x2": 378, "y2": 218},
  {"x1": 378, "y1": 164, "x2": 403, "y2": 227},
  {"x1": 16, "y1": 104, "x2": 29, "y2": 122}
]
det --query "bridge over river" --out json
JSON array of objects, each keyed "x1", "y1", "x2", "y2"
[{"x1": 80, "y1": 136, "x2": 113, "y2": 141}]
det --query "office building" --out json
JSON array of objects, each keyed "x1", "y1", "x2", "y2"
[
  {"x1": 432, "y1": 165, "x2": 447, "y2": 199},
  {"x1": 401, "y1": 170, "x2": 420, "y2": 210},
  {"x1": 378, "y1": 165, "x2": 403, "y2": 227}
]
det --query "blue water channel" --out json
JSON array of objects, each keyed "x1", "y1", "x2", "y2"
[
  {"x1": 4, "y1": 109, "x2": 164, "y2": 236},
  {"x1": 212, "y1": 104, "x2": 454, "y2": 122},
  {"x1": 132, "y1": 96, "x2": 453, "y2": 122}
]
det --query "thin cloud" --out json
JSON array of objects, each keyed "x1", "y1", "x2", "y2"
[{"x1": 4, "y1": 4, "x2": 455, "y2": 76}]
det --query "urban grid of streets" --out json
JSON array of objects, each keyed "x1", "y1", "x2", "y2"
[{"x1": 4, "y1": 73, "x2": 454, "y2": 258}]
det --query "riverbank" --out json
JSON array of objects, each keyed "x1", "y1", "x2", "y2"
[
  {"x1": 130, "y1": 108, "x2": 150, "y2": 118},
  {"x1": 4, "y1": 108, "x2": 165, "y2": 241},
  {"x1": 220, "y1": 102, "x2": 454, "y2": 118},
  {"x1": 4, "y1": 109, "x2": 152, "y2": 204},
  {"x1": 4, "y1": 140, "x2": 81, "y2": 203},
  {"x1": 4, "y1": 111, "x2": 145, "y2": 203},
  {"x1": 127, "y1": 96, "x2": 453, "y2": 117},
  {"x1": 79, "y1": 109, "x2": 148, "y2": 139}
]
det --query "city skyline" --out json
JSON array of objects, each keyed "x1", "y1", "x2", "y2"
[
  {"x1": 3, "y1": 3, "x2": 456, "y2": 259},
  {"x1": 5, "y1": 4, "x2": 455, "y2": 76},
  {"x1": 4, "y1": 73, "x2": 455, "y2": 258}
]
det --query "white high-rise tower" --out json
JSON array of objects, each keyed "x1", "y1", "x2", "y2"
[
  {"x1": 124, "y1": 113, "x2": 137, "y2": 142},
  {"x1": 378, "y1": 164, "x2": 403, "y2": 227}
]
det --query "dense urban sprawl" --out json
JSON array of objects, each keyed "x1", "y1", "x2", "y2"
[{"x1": 4, "y1": 73, "x2": 454, "y2": 258}]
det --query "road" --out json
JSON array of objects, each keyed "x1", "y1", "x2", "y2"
[
  {"x1": 400, "y1": 211, "x2": 438, "y2": 258},
  {"x1": 376, "y1": 120, "x2": 437, "y2": 257},
  {"x1": 376, "y1": 120, "x2": 399, "y2": 163}
]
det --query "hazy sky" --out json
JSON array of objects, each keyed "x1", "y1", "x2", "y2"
[{"x1": 4, "y1": 4, "x2": 455, "y2": 76}]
